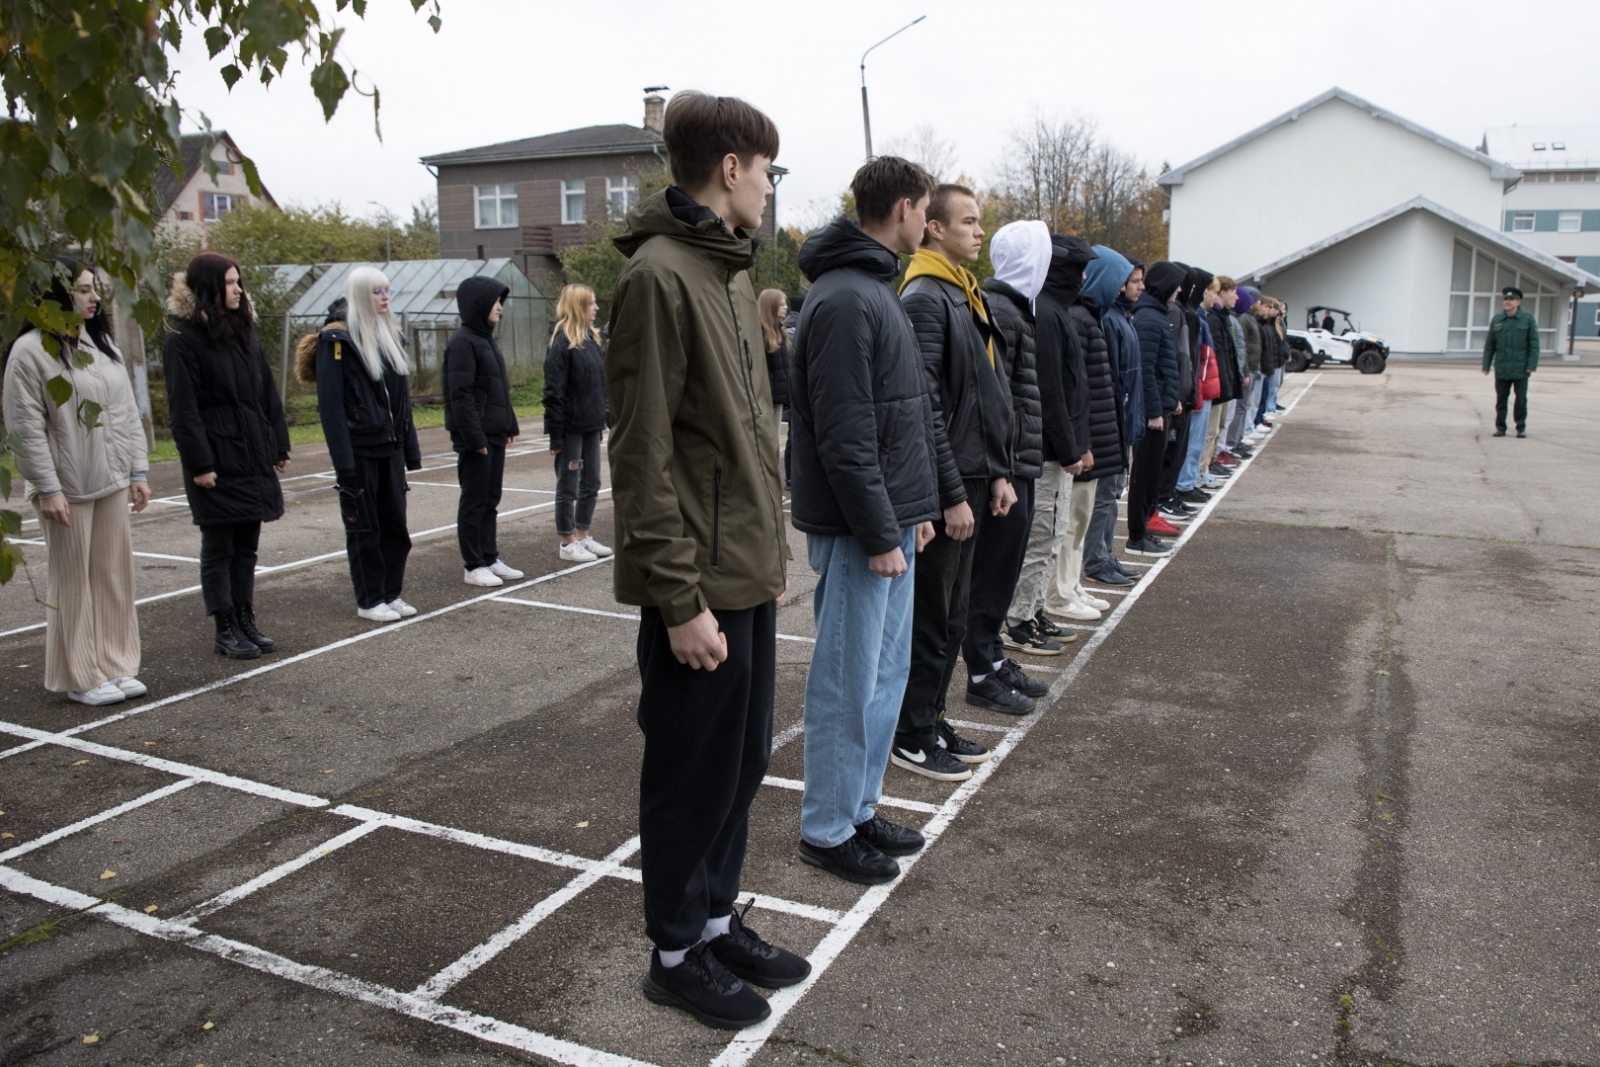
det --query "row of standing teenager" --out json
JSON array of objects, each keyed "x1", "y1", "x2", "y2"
[{"x1": 2, "y1": 252, "x2": 611, "y2": 703}]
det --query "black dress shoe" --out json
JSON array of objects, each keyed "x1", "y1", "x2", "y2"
[
  {"x1": 707, "y1": 899, "x2": 811, "y2": 988},
  {"x1": 965, "y1": 674, "x2": 1035, "y2": 715},
  {"x1": 642, "y1": 943, "x2": 771, "y2": 1030},
  {"x1": 213, "y1": 612, "x2": 260, "y2": 660},
  {"x1": 235, "y1": 605, "x2": 276, "y2": 653},
  {"x1": 997, "y1": 658, "x2": 1049, "y2": 698},
  {"x1": 854, "y1": 813, "x2": 925, "y2": 857},
  {"x1": 798, "y1": 834, "x2": 899, "y2": 885}
]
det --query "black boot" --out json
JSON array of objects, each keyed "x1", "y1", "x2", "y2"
[
  {"x1": 214, "y1": 611, "x2": 261, "y2": 660},
  {"x1": 235, "y1": 605, "x2": 276, "y2": 653}
]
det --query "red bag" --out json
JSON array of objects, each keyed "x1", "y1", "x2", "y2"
[{"x1": 1198, "y1": 342, "x2": 1221, "y2": 403}]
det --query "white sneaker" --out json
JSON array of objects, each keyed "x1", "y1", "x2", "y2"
[
  {"x1": 559, "y1": 542, "x2": 598, "y2": 563},
  {"x1": 110, "y1": 675, "x2": 148, "y2": 698},
  {"x1": 464, "y1": 567, "x2": 504, "y2": 587},
  {"x1": 1075, "y1": 590, "x2": 1112, "y2": 612},
  {"x1": 357, "y1": 604, "x2": 402, "y2": 623},
  {"x1": 580, "y1": 536, "x2": 613, "y2": 558},
  {"x1": 387, "y1": 598, "x2": 418, "y2": 618},
  {"x1": 69, "y1": 681, "x2": 127, "y2": 706},
  {"x1": 489, "y1": 559, "x2": 524, "y2": 580},
  {"x1": 1044, "y1": 598, "x2": 1102, "y2": 622}
]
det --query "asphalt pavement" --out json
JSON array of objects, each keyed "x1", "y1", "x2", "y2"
[{"x1": 1, "y1": 364, "x2": 1596, "y2": 1067}]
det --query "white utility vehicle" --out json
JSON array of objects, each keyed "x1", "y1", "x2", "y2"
[{"x1": 1285, "y1": 306, "x2": 1389, "y2": 374}]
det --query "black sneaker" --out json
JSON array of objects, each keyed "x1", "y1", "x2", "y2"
[
  {"x1": 1084, "y1": 567, "x2": 1134, "y2": 587},
  {"x1": 707, "y1": 900, "x2": 812, "y2": 988},
  {"x1": 997, "y1": 658, "x2": 1049, "y2": 698},
  {"x1": 1492, "y1": 428, "x2": 1506, "y2": 437},
  {"x1": 1207, "y1": 462, "x2": 1233, "y2": 477},
  {"x1": 1516, "y1": 430, "x2": 1526, "y2": 438},
  {"x1": 1003, "y1": 618, "x2": 1066, "y2": 656},
  {"x1": 799, "y1": 834, "x2": 899, "y2": 884},
  {"x1": 642, "y1": 943, "x2": 771, "y2": 1030},
  {"x1": 1178, "y1": 487, "x2": 1212, "y2": 505},
  {"x1": 937, "y1": 719, "x2": 992, "y2": 765},
  {"x1": 890, "y1": 742, "x2": 973, "y2": 781},
  {"x1": 1032, "y1": 611, "x2": 1074, "y2": 641},
  {"x1": 854, "y1": 813, "x2": 925, "y2": 857},
  {"x1": 1113, "y1": 561, "x2": 1143, "y2": 581},
  {"x1": 965, "y1": 674, "x2": 1035, "y2": 715},
  {"x1": 1158, "y1": 498, "x2": 1196, "y2": 518},
  {"x1": 1125, "y1": 537, "x2": 1172, "y2": 557}
]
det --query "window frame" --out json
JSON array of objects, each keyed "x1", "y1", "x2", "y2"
[
  {"x1": 606, "y1": 176, "x2": 639, "y2": 219},
  {"x1": 561, "y1": 179, "x2": 587, "y2": 225},
  {"x1": 202, "y1": 192, "x2": 234, "y2": 222},
  {"x1": 474, "y1": 184, "x2": 519, "y2": 230},
  {"x1": 1511, "y1": 212, "x2": 1535, "y2": 233},
  {"x1": 1557, "y1": 211, "x2": 1582, "y2": 233}
]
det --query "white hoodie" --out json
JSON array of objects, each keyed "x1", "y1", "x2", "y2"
[{"x1": 988, "y1": 220, "x2": 1053, "y2": 307}]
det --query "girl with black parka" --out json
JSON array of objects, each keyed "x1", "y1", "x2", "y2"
[{"x1": 543, "y1": 284, "x2": 612, "y2": 563}]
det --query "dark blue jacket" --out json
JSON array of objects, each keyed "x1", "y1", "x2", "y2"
[
  {"x1": 1084, "y1": 246, "x2": 1143, "y2": 447},
  {"x1": 1133, "y1": 291, "x2": 1181, "y2": 415}
]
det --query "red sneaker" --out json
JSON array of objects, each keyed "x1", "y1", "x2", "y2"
[
  {"x1": 1215, "y1": 451, "x2": 1240, "y2": 467},
  {"x1": 1147, "y1": 513, "x2": 1181, "y2": 537}
]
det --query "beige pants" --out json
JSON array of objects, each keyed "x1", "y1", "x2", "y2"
[
  {"x1": 1047, "y1": 479, "x2": 1098, "y2": 611},
  {"x1": 1200, "y1": 401, "x2": 1226, "y2": 472},
  {"x1": 36, "y1": 489, "x2": 140, "y2": 692}
]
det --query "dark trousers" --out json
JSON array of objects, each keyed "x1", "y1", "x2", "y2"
[
  {"x1": 199, "y1": 520, "x2": 260, "y2": 617},
  {"x1": 457, "y1": 443, "x2": 505, "y2": 569},
  {"x1": 1494, "y1": 376, "x2": 1529, "y2": 431},
  {"x1": 339, "y1": 450, "x2": 411, "y2": 610},
  {"x1": 1156, "y1": 410, "x2": 1192, "y2": 502},
  {"x1": 963, "y1": 477, "x2": 1033, "y2": 675},
  {"x1": 637, "y1": 600, "x2": 775, "y2": 950},
  {"x1": 897, "y1": 477, "x2": 986, "y2": 754},
  {"x1": 553, "y1": 430, "x2": 603, "y2": 537},
  {"x1": 1127, "y1": 429, "x2": 1168, "y2": 541}
]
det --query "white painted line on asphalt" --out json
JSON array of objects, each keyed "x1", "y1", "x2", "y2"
[
  {"x1": 333, "y1": 805, "x2": 609, "y2": 875},
  {"x1": 942, "y1": 718, "x2": 1010, "y2": 735},
  {"x1": 0, "y1": 865, "x2": 662, "y2": 1067},
  {"x1": 408, "y1": 481, "x2": 555, "y2": 494},
  {"x1": 176, "y1": 819, "x2": 388, "y2": 923},
  {"x1": 760, "y1": 775, "x2": 939, "y2": 816},
  {"x1": 1081, "y1": 586, "x2": 1128, "y2": 596},
  {"x1": 711, "y1": 373, "x2": 1324, "y2": 1067},
  {"x1": 9, "y1": 538, "x2": 202, "y2": 564},
  {"x1": 0, "y1": 778, "x2": 201, "y2": 862},
  {"x1": 492, "y1": 596, "x2": 818, "y2": 645}
]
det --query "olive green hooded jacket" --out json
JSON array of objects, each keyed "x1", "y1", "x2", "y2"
[
  {"x1": 1483, "y1": 309, "x2": 1539, "y2": 379},
  {"x1": 604, "y1": 188, "x2": 789, "y2": 627}
]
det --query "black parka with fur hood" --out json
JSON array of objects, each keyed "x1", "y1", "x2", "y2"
[{"x1": 294, "y1": 298, "x2": 421, "y2": 474}]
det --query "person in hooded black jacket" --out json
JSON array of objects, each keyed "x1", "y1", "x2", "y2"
[
  {"x1": 296, "y1": 271, "x2": 423, "y2": 624},
  {"x1": 1126, "y1": 261, "x2": 1185, "y2": 555},
  {"x1": 1156, "y1": 268, "x2": 1212, "y2": 511},
  {"x1": 544, "y1": 283, "x2": 611, "y2": 562},
  {"x1": 446, "y1": 275, "x2": 522, "y2": 586}
]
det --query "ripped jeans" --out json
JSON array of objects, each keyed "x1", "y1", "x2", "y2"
[{"x1": 554, "y1": 429, "x2": 603, "y2": 537}]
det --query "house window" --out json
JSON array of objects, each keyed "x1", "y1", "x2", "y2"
[
  {"x1": 1558, "y1": 211, "x2": 1582, "y2": 233},
  {"x1": 1511, "y1": 212, "x2": 1535, "y2": 233},
  {"x1": 202, "y1": 192, "x2": 234, "y2": 221},
  {"x1": 607, "y1": 176, "x2": 639, "y2": 218},
  {"x1": 561, "y1": 180, "x2": 586, "y2": 225},
  {"x1": 475, "y1": 184, "x2": 518, "y2": 229},
  {"x1": 1448, "y1": 240, "x2": 1559, "y2": 352},
  {"x1": 177, "y1": 210, "x2": 193, "y2": 221}
]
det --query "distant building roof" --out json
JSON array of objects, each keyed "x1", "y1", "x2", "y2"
[
  {"x1": 280, "y1": 259, "x2": 542, "y2": 325},
  {"x1": 153, "y1": 131, "x2": 278, "y2": 216},
  {"x1": 1159, "y1": 88, "x2": 1521, "y2": 187},
  {"x1": 1480, "y1": 124, "x2": 1600, "y2": 170},
  {"x1": 421, "y1": 124, "x2": 664, "y2": 167}
]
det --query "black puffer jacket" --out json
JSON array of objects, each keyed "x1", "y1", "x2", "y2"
[
  {"x1": 789, "y1": 216, "x2": 941, "y2": 553},
  {"x1": 162, "y1": 276, "x2": 289, "y2": 527},
  {"x1": 1067, "y1": 299, "x2": 1125, "y2": 481},
  {"x1": 1206, "y1": 307, "x2": 1242, "y2": 403},
  {"x1": 295, "y1": 302, "x2": 421, "y2": 475},
  {"x1": 1035, "y1": 236, "x2": 1097, "y2": 465},
  {"x1": 1258, "y1": 315, "x2": 1284, "y2": 375},
  {"x1": 444, "y1": 276, "x2": 520, "y2": 451},
  {"x1": 1133, "y1": 291, "x2": 1181, "y2": 415},
  {"x1": 543, "y1": 331, "x2": 608, "y2": 441},
  {"x1": 765, "y1": 332, "x2": 792, "y2": 408},
  {"x1": 901, "y1": 270, "x2": 1012, "y2": 499},
  {"x1": 980, "y1": 278, "x2": 1043, "y2": 481}
]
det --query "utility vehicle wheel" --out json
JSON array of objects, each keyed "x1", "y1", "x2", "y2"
[
  {"x1": 1355, "y1": 350, "x2": 1386, "y2": 375},
  {"x1": 1285, "y1": 350, "x2": 1311, "y2": 373}
]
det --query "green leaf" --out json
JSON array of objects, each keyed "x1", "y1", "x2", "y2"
[
  {"x1": 203, "y1": 25, "x2": 230, "y2": 58},
  {"x1": 309, "y1": 59, "x2": 350, "y2": 122},
  {"x1": 0, "y1": 507, "x2": 19, "y2": 535},
  {"x1": 221, "y1": 63, "x2": 242, "y2": 89},
  {"x1": 0, "y1": 466, "x2": 11, "y2": 502},
  {"x1": 77, "y1": 399, "x2": 103, "y2": 432},
  {"x1": 0, "y1": 539, "x2": 23, "y2": 584},
  {"x1": 239, "y1": 154, "x2": 264, "y2": 198},
  {"x1": 45, "y1": 375, "x2": 73, "y2": 408},
  {"x1": 428, "y1": 14, "x2": 441, "y2": 32}
]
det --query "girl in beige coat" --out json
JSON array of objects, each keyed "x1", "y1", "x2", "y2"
[{"x1": 3, "y1": 259, "x2": 151, "y2": 705}]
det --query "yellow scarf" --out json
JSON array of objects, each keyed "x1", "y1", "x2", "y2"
[{"x1": 901, "y1": 248, "x2": 995, "y2": 367}]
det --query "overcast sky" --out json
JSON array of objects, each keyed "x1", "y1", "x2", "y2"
[{"x1": 171, "y1": 0, "x2": 1600, "y2": 229}]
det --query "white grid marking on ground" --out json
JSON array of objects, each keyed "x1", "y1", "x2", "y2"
[
  {"x1": 0, "y1": 778, "x2": 200, "y2": 862},
  {"x1": 759, "y1": 775, "x2": 940, "y2": 816}
]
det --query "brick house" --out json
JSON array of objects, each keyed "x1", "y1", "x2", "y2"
[{"x1": 422, "y1": 93, "x2": 783, "y2": 286}]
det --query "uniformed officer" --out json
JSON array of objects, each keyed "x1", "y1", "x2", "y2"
[{"x1": 1482, "y1": 286, "x2": 1539, "y2": 438}]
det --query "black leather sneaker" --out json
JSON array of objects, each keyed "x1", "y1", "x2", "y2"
[
  {"x1": 1003, "y1": 618, "x2": 1066, "y2": 656},
  {"x1": 707, "y1": 899, "x2": 812, "y2": 988},
  {"x1": 854, "y1": 813, "x2": 925, "y2": 857},
  {"x1": 890, "y1": 742, "x2": 973, "y2": 781},
  {"x1": 965, "y1": 674, "x2": 1035, "y2": 715},
  {"x1": 997, "y1": 658, "x2": 1049, "y2": 699},
  {"x1": 937, "y1": 719, "x2": 991, "y2": 765},
  {"x1": 798, "y1": 834, "x2": 899, "y2": 884},
  {"x1": 641, "y1": 943, "x2": 771, "y2": 1030},
  {"x1": 1084, "y1": 567, "x2": 1134, "y2": 587}
]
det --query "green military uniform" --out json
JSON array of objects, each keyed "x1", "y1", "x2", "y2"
[{"x1": 1482, "y1": 287, "x2": 1539, "y2": 436}]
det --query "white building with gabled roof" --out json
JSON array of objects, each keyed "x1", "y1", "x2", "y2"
[{"x1": 1159, "y1": 88, "x2": 1600, "y2": 357}]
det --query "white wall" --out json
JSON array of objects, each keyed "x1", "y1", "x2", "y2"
[{"x1": 1168, "y1": 96, "x2": 1508, "y2": 277}]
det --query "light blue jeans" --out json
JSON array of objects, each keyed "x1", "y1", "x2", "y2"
[
  {"x1": 801, "y1": 525, "x2": 917, "y2": 848},
  {"x1": 1176, "y1": 402, "x2": 1210, "y2": 492},
  {"x1": 1260, "y1": 368, "x2": 1283, "y2": 419}
]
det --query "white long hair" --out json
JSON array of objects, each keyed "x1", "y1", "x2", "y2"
[{"x1": 344, "y1": 266, "x2": 408, "y2": 379}]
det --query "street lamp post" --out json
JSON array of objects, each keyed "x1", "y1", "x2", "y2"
[
  {"x1": 368, "y1": 200, "x2": 392, "y2": 263},
  {"x1": 859, "y1": 15, "x2": 926, "y2": 160}
]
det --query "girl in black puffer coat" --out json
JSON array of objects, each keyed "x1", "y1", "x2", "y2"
[
  {"x1": 163, "y1": 253, "x2": 290, "y2": 659},
  {"x1": 544, "y1": 284, "x2": 611, "y2": 562}
]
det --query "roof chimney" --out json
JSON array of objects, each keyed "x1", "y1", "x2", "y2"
[{"x1": 643, "y1": 87, "x2": 668, "y2": 133}]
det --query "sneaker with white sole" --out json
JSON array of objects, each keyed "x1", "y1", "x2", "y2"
[
  {"x1": 581, "y1": 536, "x2": 613, "y2": 557},
  {"x1": 1045, "y1": 598, "x2": 1101, "y2": 622},
  {"x1": 358, "y1": 604, "x2": 402, "y2": 623},
  {"x1": 890, "y1": 743, "x2": 972, "y2": 782},
  {"x1": 1074, "y1": 590, "x2": 1112, "y2": 612},
  {"x1": 559, "y1": 542, "x2": 598, "y2": 563},
  {"x1": 489, "y1": 559, "x2": 524, "y2": 580},
  {"x1": 69, "y1": 681, "x2": 127, "y2": 706},
  {"x1": 464, "y1": 566, "x2": 504, "y2": 587},
  {"x1": 110, "y1": 675, "x2": 148, "y2": 698},
  {"x1": 387, "y1": 598, "x2": 418, "y2": 618}
]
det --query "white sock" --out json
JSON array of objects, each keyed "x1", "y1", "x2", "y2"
[
  {"x1": 702, "y1": 914, "x2": 731, "y2": 941},
  {"x1": 658, "y1": 945, "x2": 691, "y2": 968},
  {"x1": 970, "y1": 673, "x2": 988, "y2": 684},
  {"x1": 992, "y1": 660, "x2": 1004, "y2": 673}
]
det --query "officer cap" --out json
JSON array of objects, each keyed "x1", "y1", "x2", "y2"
[{"x1": 1502, "y1": 286, "x2": 1524, "y2": 300}]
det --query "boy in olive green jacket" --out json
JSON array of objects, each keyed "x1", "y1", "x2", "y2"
[{"x1": 1482, "y1": 285, "x2": 1540, "y2": 437}]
